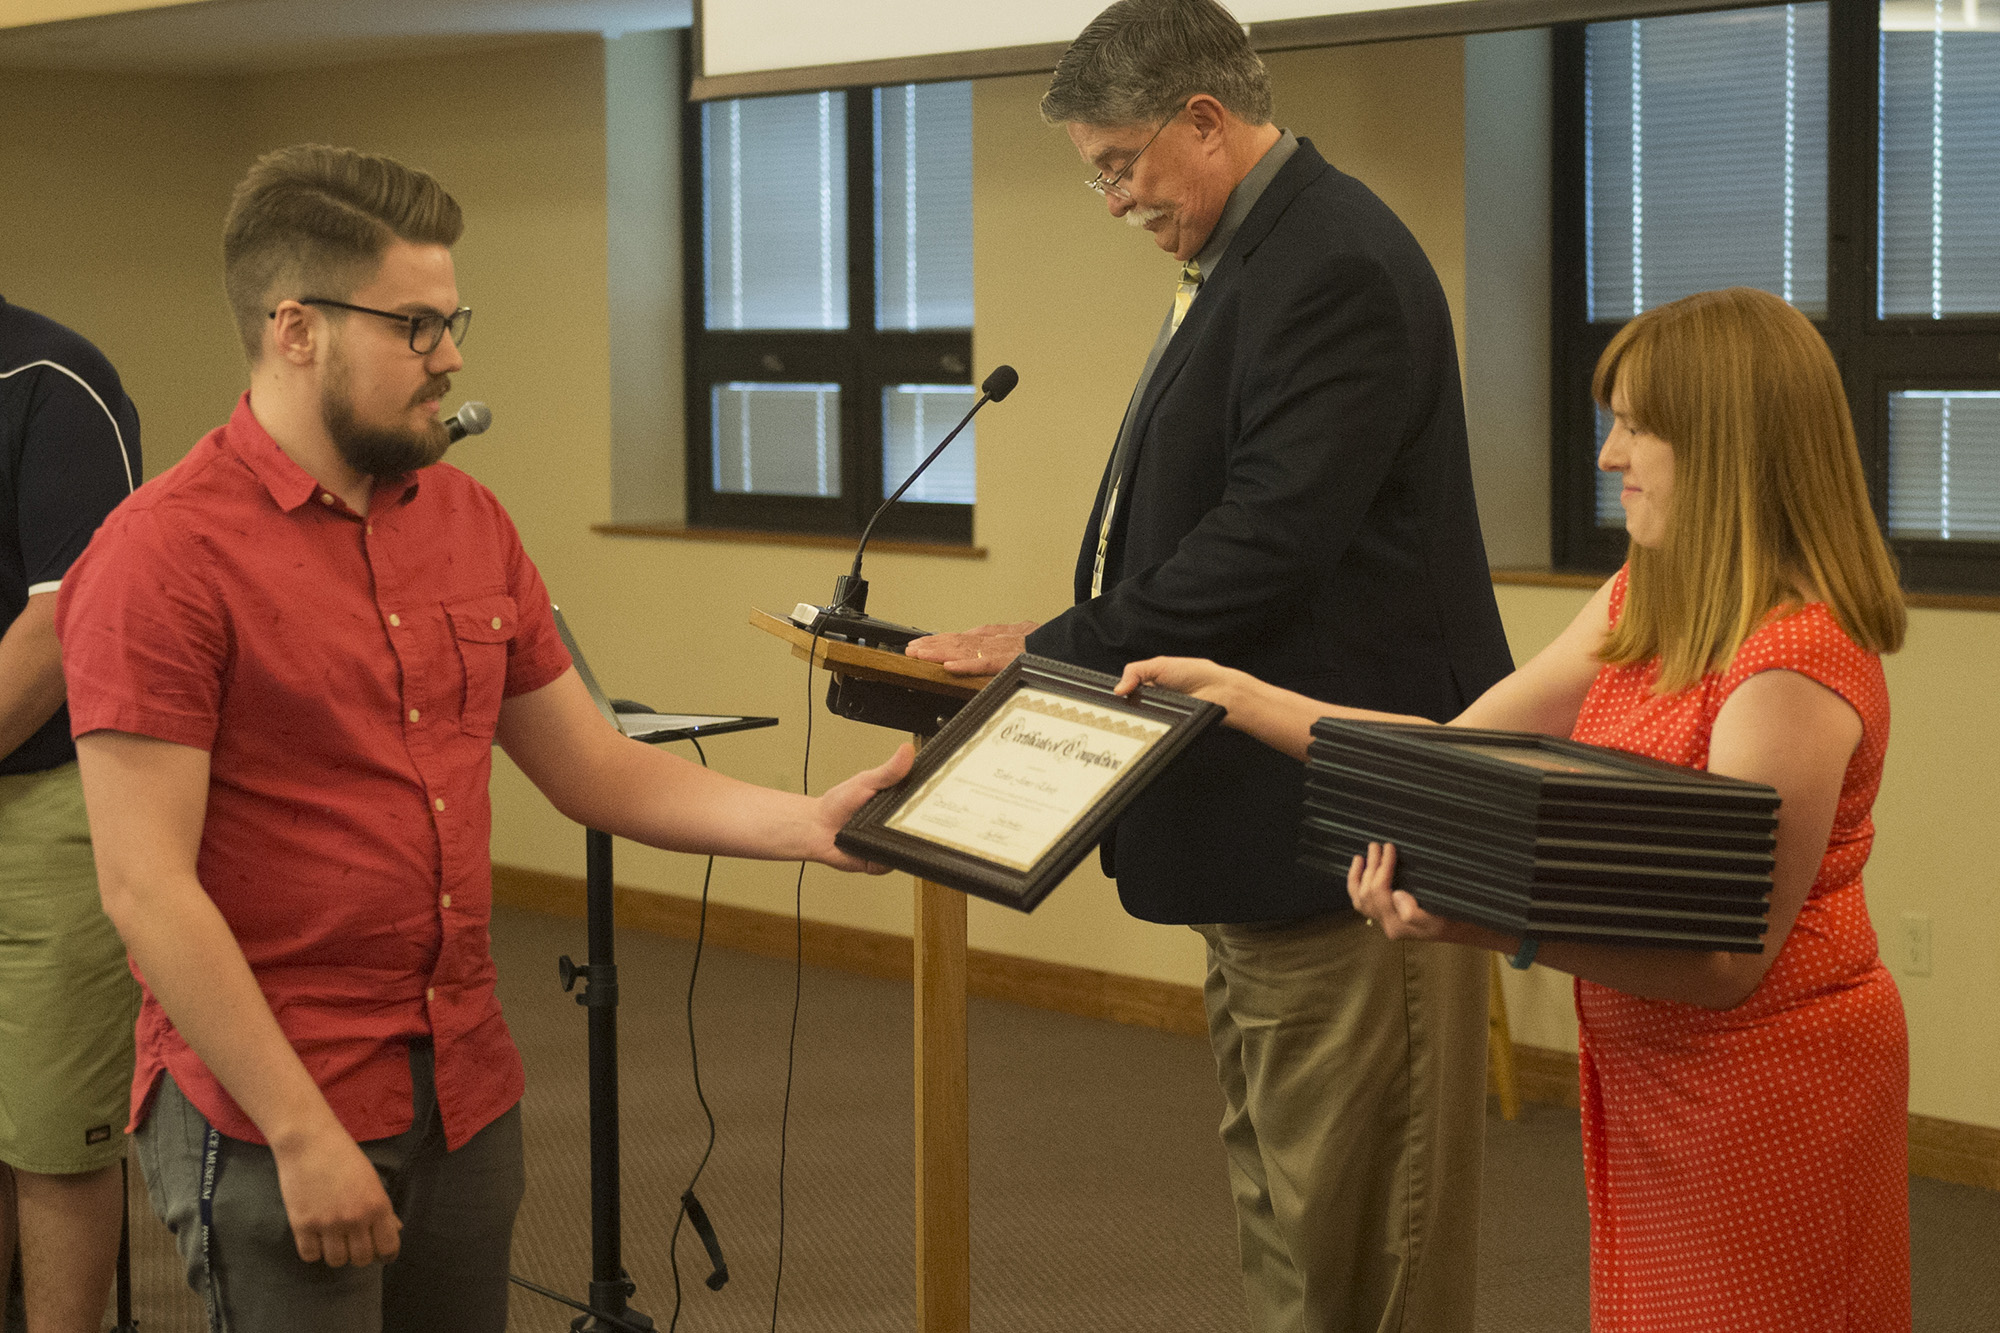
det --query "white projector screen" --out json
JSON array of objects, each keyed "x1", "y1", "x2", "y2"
[
  {"x1": 702, "y1": 0, "x2": 1464, "y2": 77},
  {"x1": 691, "y1": 0, "x2": 1719, "y2": 99}
]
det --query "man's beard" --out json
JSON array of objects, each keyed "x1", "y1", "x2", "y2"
[{"x1": 321, "y1": 352, "x2": 453, "y2": 481}]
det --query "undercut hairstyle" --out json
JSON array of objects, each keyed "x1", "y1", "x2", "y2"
[
  {"x1": 1042, "y1": 0, "x2": 1272, "y2": 129},
  {"x1": 1594, "y1": 286, "x2": 1906, "y2": 691},
  {"x1": 222, "y1": 144, "x2": 463, "y2": 360}
]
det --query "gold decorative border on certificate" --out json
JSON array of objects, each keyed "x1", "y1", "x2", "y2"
[
  {"x1": 1007, "y1": 691, "x2": 1165, "y2": 744},
  {"x1": 886, "y1": 688, "x2": 1171, "y2": 872}
]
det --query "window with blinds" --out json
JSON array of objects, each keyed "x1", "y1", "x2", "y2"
[
  {"x1": 1878, "y1": 1, "x2": 2000, "y2": 319},
  {"x1": 1888, "y1": 390, "x2": 2000, "y2": 539},
  {"x1": 688, "y1": 83, "x2": 976, "y2": 540},
  {"x1": 875, "y1": 83, "x2": 975, "y2": 332},
  {"x1": 702, "y1": 93, "x2": 849, "y2": 331},
  {"x1": 1584, "y1": 5, "x2": 1829, "y2": 322},
  {"x1": 1553, "y1": 1, "x2": 2000, "y2": 591},
  {"x1": 882, "y1": 384, "x2": 977, "y2": 505},
  {"x1": 1877, "y1": 2, "x2": 2000, "y2": 555},
  {"x1": 710, "y1": 383, "x2": 841, "y2": 496}
]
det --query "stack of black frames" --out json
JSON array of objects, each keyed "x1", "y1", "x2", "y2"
[{"x1": 1300, "y1": 720, "x2": 1780, "y2": 953}]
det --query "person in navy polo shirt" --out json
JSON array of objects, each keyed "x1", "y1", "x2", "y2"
[
  {"x1": 55, "y1": 144, "x2": 911, "y2": 1333},
  {"x1": 1, "y1": 297, "x2": 141, "y2": 1333}
]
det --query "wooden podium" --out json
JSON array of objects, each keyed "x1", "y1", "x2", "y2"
[{"x1": 750, "y1": 610, "x2": 984, "y2": 1333}]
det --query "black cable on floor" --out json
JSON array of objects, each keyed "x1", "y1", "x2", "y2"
[{"x1": 666, "y1": 735, "x2": 722, "y2": 1333}]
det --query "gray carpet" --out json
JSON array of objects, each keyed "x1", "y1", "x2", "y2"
[{"x1": 75, "y1": 902, "x2": 2000, "y2": 1331}]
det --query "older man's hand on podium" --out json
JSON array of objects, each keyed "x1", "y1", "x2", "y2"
[{"x1": 904, "y1": 621, "x2": 1040, "y2": 676}]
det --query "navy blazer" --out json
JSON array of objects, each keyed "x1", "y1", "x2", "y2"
[{"x1": 1025, "y1": 139, "x2": 1513, "y2": 925}]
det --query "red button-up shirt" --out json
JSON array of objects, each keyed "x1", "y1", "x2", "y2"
[{"x1": 58, "y1": 393, "x2": 570, "y2": 1150}]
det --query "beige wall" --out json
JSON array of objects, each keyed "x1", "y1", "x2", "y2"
[
  {"x1": 1263, "y1": 41, "x2": 1465, "y2": 363},
  {"x1": 605, "y1": 28, "x2": 686, "y2": 526},
  {"x1": 0, "y1": 68, "x2": 244, "y2": 475},
  {"x1": 1462, "y1": 28, "x2": 1551, "y2": 569},
  {"x1": 5, "y1": 28, "x2": 1996, "y2": 1130},
  {"x1": 1873, "y1": 608, "x2": 2000, "y2": 1126}
]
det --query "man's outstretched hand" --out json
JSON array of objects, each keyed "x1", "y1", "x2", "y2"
[
  {"x1": 904, "y1": 621, "x2": 1039, "y2": 676},
  {"x1": 809, "y1": 742, "x2": 916, "y2": 871}
]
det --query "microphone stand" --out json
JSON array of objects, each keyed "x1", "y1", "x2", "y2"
[{"x1": 805, "y1": 365, "x2": 1017, "y2": 651}]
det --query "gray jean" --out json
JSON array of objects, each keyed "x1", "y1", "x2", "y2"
[{"x1": 134, "y1": 1042, "x2": 523, "y2": 1333}]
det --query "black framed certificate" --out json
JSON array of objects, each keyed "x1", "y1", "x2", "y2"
[{"x1": 836, "y1": 655, "x2": 1223, "y2": 911}]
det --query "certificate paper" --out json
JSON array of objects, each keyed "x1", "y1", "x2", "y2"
[
  {"x1": 885, "y1": 688, "x2": 1171, "y2": 871},
  {"x1": 835, "y1": 654, "x2": 1223, "y2": 911}
]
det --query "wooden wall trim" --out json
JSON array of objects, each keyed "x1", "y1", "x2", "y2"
[
  {"x1": 1466, "y1": 1039, "x2": 2000, "y2": 1192},
  {"x1": 491, "y1": 863, "x2": 1208, "y2": 1038},
  {"x1": 493, "y1": 864, "x2": 2000, "y2": 1189},
  {"x1": 1510, "y1": 1042, "x2": 1584, "y2": 1109},
  {"x1": 1909, "y1": 1113, "x2": 2000, "y2": 1191},
  {"x1": 1491, "y1": 567, "x2": 1604, "y2": 590},
  {"x1": 1903, "y1": 590, "x2": 2000, "y2": 612}
]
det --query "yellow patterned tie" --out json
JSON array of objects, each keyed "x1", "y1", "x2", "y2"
[{"x1": 1171, "y1": 259, "x2": 1202, "y2": 332}]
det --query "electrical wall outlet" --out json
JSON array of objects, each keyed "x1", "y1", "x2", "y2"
[{"x1": 1899, "y1": 913, "x2": 1933, "y2": 978}]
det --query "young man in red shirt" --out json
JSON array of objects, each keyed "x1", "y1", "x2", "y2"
[{"x1": 55, "y1": 144, "x2": 909, "y2": 1333}]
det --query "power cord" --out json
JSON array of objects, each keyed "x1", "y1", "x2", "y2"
[
  {"x1": 770, "y1": 627, "x2": 824, "y2": 1331},
  {"x1": 665, "y1": 735, "x2": 727, "y2": 1332}
]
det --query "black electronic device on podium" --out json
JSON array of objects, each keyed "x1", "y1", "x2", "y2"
[{"x1": 509, "y1": 610, "x2": 775, "y2": 1333}]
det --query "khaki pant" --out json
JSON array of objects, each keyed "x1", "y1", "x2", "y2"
[
  {"x1": 1197, "y1": 915, "x2": 1488, "y2": 1333},
  {"x1": 0, "y1": 761, "x2": 138, "y2": 1174}
]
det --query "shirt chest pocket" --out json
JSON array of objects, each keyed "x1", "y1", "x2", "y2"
[{"x1": 446, "y1": 596, "x2": 517, "y2": 737}]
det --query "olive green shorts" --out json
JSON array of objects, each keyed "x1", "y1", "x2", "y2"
[{"x1": 0, "y1": 761, "x2": 139, "y2": 1175}]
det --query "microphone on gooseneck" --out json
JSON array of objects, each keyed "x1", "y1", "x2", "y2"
[
  {"x1": 798, "y1": 365, "x2": 1018, "y2": 651},
  {"x1": 445, "y1": 401, "x2": 492, "y2": 442}
]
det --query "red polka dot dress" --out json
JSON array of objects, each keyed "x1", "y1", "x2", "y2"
[{"x1": 1568, "y1": 568, "x2": 1909, "y2": 1332}]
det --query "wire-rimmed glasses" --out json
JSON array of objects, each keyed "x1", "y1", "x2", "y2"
[{"x1": 1084, "y1": 110, "x2": 1181, "y2": 200}]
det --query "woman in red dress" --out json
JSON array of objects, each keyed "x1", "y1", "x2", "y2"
[{"x1": 1120, "y1": 287, "x2": 1909, "y2": 1331}]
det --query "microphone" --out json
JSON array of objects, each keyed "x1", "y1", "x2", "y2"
[
  {"x1": 797, "y1": 365, "x2": 1017, "y2": 651},
  {"x1": 445, "y1": 401, "x2": 492, "y2": 442}
]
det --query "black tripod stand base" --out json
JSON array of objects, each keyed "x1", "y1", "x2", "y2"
[
  {"x1": 572, "y1": 1300, "x2": 655, "y2": 1332},
  {"x1": 510, "y1": 1271, "x2": 654, "y2": 1333},
  {"x1": 580, "y1": 1276, "x2": 653, "y2": 1331}
]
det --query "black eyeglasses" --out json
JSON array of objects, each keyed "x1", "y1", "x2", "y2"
[{"x1": 276, "y1": 298, "x2": 473, "y2": 354}]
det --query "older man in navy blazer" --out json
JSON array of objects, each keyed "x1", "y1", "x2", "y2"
[{"x1": 909, "y1": 3, "x2": 1512, "y2": 1328}]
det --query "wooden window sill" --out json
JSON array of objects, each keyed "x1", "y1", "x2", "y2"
[
  {"x1": 593, "y1": 524, "x2": 987, "y2": 560},
  {"x1": 1491, "y1": 568, "x2": 2000, "y2": 612},
  {"x1": 1490, "y1": 568, "x2": 1604, "y2": 590}
]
